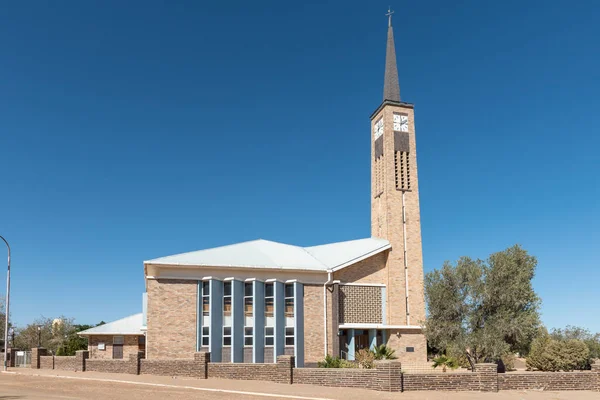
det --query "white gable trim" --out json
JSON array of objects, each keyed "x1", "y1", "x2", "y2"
[{"x1": 329, "y1": 244, "x2": 391, "y2": 272}]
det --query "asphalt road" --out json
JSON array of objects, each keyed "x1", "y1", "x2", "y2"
[{"x1": 0, "y1": 373, "x2": 283, "y2": 400}]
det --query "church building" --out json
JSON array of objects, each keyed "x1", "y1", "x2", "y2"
[{"x1": 81, "y1": 13, "x2": 427, "y2": 367}]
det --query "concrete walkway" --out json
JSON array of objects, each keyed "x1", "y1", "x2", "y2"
[{"x1": 3, "y1": 368, "x2": 599, "y2": 400}]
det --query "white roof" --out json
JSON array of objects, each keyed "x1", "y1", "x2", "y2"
[
  {"x1": 144, "y1": 238, "x2": 391, "y2": 272},
  {"x1": 78, "y1": 313, "x2": 143, "y2": 336}
]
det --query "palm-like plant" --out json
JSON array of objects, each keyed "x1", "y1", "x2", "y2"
[
  {"x1": 432, "y1": 355, "x2": 458, "y2": 372},
  {"x1": 373, "y1": 344, "x2": 397, "y2": 360}
]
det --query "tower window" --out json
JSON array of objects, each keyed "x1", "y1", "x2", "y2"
[{"x1": 395, "y1": 151, "x2": 411, "y2": 191}]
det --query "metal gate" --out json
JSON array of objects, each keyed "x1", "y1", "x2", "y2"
[{"x1": 15, "y1": 351, "x2": 31, "y2": 367}]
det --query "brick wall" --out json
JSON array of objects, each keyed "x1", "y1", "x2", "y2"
[
  {"x1": 295, "y1": 361, "x2": 401, "y2": 391},
  {"x1": 40, "y1": 355, "x2": 54, "y2": 370},
  {"x1": 403, "y1": 373, "x2": 480, "y2": 391},
  {"x1": 28, "y1": 349, "x2": 600, "y2": 394},
  {"x1": 294, "y1": 368, "x2": 380, "y2": 390},
  {"x1": 498, "y1": 372, "x2": 597, "y2": 391},
  {"x1": 85, "y1": 353, "x2": 138, "y2": 375},
  {"x1": 54, "y1": 356, "x2": 79, "y2": 371},
  {"x1": 209, "y1": 355, "x2": 294, "y2": 384},
  {"x1": 88, "y1": 335, "x2": 140, "y2": 360},
  {"x1": 86, "y1": 359, "x2": 132, "y2": 374},
  {"x1": 140, "y1": 352, "x2": 208, "y2": 379},
  {"x1": 146, "y1": 279, "x2": 197, "y2": 359},
  {"x1": 31, "y1": 347, "x2": 47, "y2": 369}
]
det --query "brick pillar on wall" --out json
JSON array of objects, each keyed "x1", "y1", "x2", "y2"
[
  {"x1": 475, "y1": 363, "x2": 498, "y2": 392},
  {"x1": 31, "y1": 348, "x2": 47, "y2": 369},
  {"x1": 129, "y1": 351, "x2": 144, "y2": 375},
  {"x1": 375, "y1": 361, "x2": 402, "y2": 392},
  {"x1": 75, "y1": 350, "x2": 89, "y2": 372},
  {"x1": 194, "y1": 351, "x2": 210, "y2": 379},
  {"x1": 276, "y1": 355, "x2": 294, "y2": 384},
  {"x1": 591, "y1": 361, "x2": 600, "y2": 392},
  {"x1": 9, "y1": 348, "x2": 19, "y2": 368}
]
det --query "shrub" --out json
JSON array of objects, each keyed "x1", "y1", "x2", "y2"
[
  {"x1": 373, "y1": 344, "x2": 397, "y2": 360},
  {"x1": 526, "y1": 334, "x2": 589, "y2": 372},
  {"x1": 356, "y1": 348, "x2": 375, "y2": 369},
  {"x1": 432, "y1": 355, "x2": 458, "y2": 372},
  {"x1": 318, "y1": 354, "x2": 342, "y2": 368},
  {"x1": 318, "y1": 354, "x2": 357, "y2": 368}
]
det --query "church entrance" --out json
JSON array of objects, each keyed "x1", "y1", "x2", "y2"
[{"x1": 339, "y1": 329, "x2": 384, "y2": 360}]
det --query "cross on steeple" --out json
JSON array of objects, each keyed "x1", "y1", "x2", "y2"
[
  {"x1": 386, "y1": 7, "x2": 394, "y2": 27},
  {"x1": 383, "y1": 7, "x2": 400, "y2": 102}
]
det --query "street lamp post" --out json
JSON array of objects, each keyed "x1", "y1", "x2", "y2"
[
  {"x1": 37, "y1": 326, "x2": 42, "y2": 347},
  {"x1": 0, "y1": 235, "x2": 10, "y2": 372}
]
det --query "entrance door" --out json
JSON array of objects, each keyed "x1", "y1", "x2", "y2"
[
  {"x1": 113, "y1": 344, "x2": 123, "y2": 359},
  {"x1": 355, "y1": 331, "x2": 370, "y2": 352},
  {"x1": 113, "y1": 336, "x2": 124, "y2": 359}
]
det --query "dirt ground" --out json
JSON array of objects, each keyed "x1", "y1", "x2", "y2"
[{"x1": 1, "y1": 369, "x2": 598, "y2": 400}]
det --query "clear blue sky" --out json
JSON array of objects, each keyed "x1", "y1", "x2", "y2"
[{"x1": 1, "y1": 1, "x2": 598, "y2": 332}]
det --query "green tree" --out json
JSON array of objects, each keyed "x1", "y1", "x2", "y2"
[
  {"x1": 551, "y1": 325, "x2": 600, "y2": 366},
  {"x1": 527, "y1": 330, "x2": 590, "y2": 371},
  {"x1": 424, "y1": 245, "x2": 541, "y2": 368}
]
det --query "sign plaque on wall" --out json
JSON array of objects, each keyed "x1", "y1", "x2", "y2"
[{"x1": 98, "y1": 343, "x2": 105, "y2": 350}]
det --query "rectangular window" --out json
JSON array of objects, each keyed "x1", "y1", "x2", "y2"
[
  {"x1": 244, "y1": 282, "x2": 253, "y2": 347},
  {"x1": 201, "y1": 280, "x2": 210, "y2": 348},
  {"x1": 265, "y1": 283, "x2": 274, "y2": 346},
  {"x1": 284, "y1": 283, "x2": 295, "y2": 347},
  {"x1": 223, "y1": 281, "x2": 232, "y2": 347},
  {"x1": 113, "y1": 336, "x2": 124, "y2": 345}
]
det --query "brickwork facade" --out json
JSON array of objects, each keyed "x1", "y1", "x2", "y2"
[
  {"x1": 88, "y1": 335, "x2": 140, "y2": 360},
  {"x1": 146, "y1": 278, "x2": 197, "y2": 359},
  {"x1": 338, "y1": 285, "x2": 382, "y2": 324},
  {"x1": 333, "y1": 252, "x2": 387, "y2": 284},
  {"x1": 370, "y1": 102, "x2": 427, "y2": 362}
]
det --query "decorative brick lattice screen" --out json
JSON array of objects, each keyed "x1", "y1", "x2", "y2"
[{"x1": 339, "y1": 285, "x2": 382, "y2": 324}]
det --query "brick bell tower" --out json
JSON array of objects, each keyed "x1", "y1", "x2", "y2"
[{"x1": 371, "y1": 9, "x2": 426, "y2": 345}]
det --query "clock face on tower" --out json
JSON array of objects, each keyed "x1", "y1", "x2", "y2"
[
  {"x1": 393, "y1": 114, "x2": 409, "y2": 132},
  {"x1": 374, "y1": 118, "x2": 384, "y2": 140}
]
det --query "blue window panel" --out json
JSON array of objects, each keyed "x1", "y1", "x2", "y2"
[
  {"x1": 253, "y1": 280, "x2": 265, "y2": 363},
  {"x1": 369, "y1": 329, "x2": 377, "y2": 351},
  {"x1": 274, "y1": 281, "x2": 285, "y2": 361},
  {"x1": 347, "y1": 329, "x2": 355, "y2": 361},
  {"x1": 231, "y1": 279, "x2": 244, "y2": 363},
  {"x1": 209, "y1": 279, "x2": 223, "y2": 362}
]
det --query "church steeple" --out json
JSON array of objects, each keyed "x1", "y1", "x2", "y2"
[{"x1": 383, "y1": 8, "x2": 401, "y2": 102}]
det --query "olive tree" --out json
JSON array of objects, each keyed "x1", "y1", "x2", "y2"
[{"x1": 424, "y1": 245, "x2": 541, "y2": 368}]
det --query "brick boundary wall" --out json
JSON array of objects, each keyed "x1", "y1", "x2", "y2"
[
  {"x1": 208, "y1": 356, "x2": 293, "y2": 384},
  {"x1": 140, "y1": 353, "x2": 209, "y2": 378},
  {"x1": 40, "y1": 355, "x2": 54, "y2": 370},
  {"x1": 294, "y1": 368, "x2": 380, "y2": 390},
  {"x1": 29, "y1": 349, "x2": 600, "y2": 393},
  {"x1": 402, "y1": 372, "x2": 481, "y2": 391}
]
